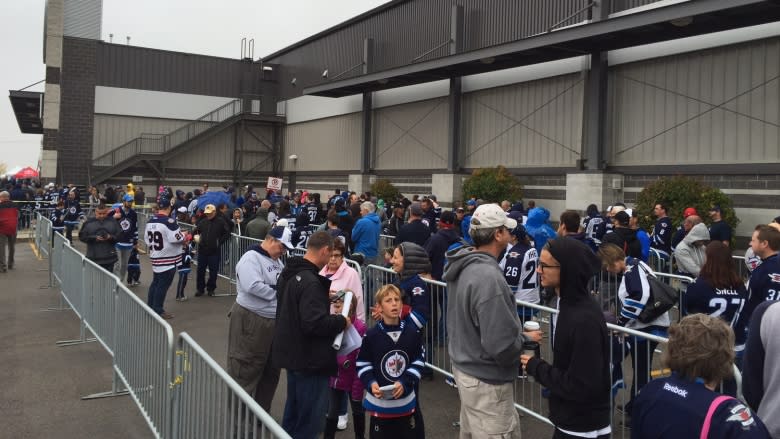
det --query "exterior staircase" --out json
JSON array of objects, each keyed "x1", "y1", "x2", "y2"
[{"x1": 91, "y1": 98, "x2": 284, "y2": 183}]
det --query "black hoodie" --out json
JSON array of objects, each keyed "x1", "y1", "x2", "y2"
[
  {"x1": 525, "y1": 238, "x2": 611, "y2": 433},
  {"x1": 602, "y1": 226, "x2": 642, "y2": 259},
  {"x1": 271, "y1": 256, "x2": 347, "y2": 376}
]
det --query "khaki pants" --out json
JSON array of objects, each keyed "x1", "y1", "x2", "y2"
[
  {"x1": 227, "y1": 304, "x2": 280, "y2": 412},
  {"x1": 0, "y1": 233, "x2": 16, "y2": 271},
  {"x1": 453, "y1": 366, "x2": 521, "y2": 439}
]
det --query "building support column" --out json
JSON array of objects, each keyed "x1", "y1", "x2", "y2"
[{"x1": 360, "y1": 92, "x2": 372, "y2": 175}]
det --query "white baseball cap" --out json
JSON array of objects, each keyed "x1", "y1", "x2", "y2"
[
  {"x1": 268, "y1": 226, "x2": 294, "y2": 250},
  {"x1": 470, "y1": 203, "x2": 518, "y2": 231}
]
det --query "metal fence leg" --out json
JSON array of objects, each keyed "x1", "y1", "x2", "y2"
[
  {"x1": 55, "y1": 318, "x2": 97, "y2": 346},
  {"x1": 82, "y1": 367, "x2": 130, "y2": 400}
]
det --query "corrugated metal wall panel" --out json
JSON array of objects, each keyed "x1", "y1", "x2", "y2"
[
  {"x1": 166, "y1": 128, "x2": 235, "y2": 170},
  {"x1": 372, "y1": 97, "x2": 449, "y2": 170},
  {"x1": 267, "y1": 0, "x2": 592, "y2": 99},
  {"x1": 461, "y1": 73, "x2": 584, "y2": 168},
  {"x1": 96, "y1": 43, "x2": 254, "y2": 98},
  {"x1": 610, "y1": 0, "x2": 664, "y2": 14},
  {"x1": 92, "y1": 114, "x2": 189, "y2": 158},
  {"x1": 238, "y1": 125, "x2": 275, "y2": 173},
  {"x1": 284, "y1": 113, "x2": 362, "y2": 172},
  {"x1": 608, "y1": 37, "x2": 780, "y2": 166},
  {"x1": 63, "y1": 0, "x2": 101, "y2": 39}
]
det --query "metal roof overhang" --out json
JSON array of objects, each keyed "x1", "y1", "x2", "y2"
[
  {"x1": 9, "y1": 90, "x2": 43, "y2": 134},
  {"x1": 305, "y1": 0, "x2": 780, "y2": 98}
]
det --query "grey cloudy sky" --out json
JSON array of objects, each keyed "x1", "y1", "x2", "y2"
[{"x1": 0, "y1": 0, "x2": 389, "y2": 171}]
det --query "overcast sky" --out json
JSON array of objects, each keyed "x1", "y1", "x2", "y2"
[{"x1": 0, "y1": 0, "x2": 389, "y2": 171}]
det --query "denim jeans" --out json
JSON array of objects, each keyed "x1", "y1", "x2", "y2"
[
  {"x1": 196, "y1": 252, "x2": 220, "y2": 292},
  {"x1": 147, "y1": 268, "x2": 175, "y2": 315},
  {"x1": 282, "y1": 371, "x2": 329, "y2": 439}
]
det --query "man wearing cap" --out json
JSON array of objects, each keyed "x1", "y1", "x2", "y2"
[
  {"x1": 708, "y1": 205, "x2": 732, "y2": 246},
  {"x1": 444, "y1": 204, "x2": 540, "y2": 439},
  {"x1": 227, "y1": 225, "x2": 292, "y2": 412},
  {"x1": 601, "y1": 211, "x2": 642, "y2": 259},
  {"x1": 114, "y1": 194, "x2": 139, "y2": 285},
  {"x1": 395, "y1": 202, "x2": 431, "y2": 247},
  {"x1": 194, "y1": 203, "x2": 230, "y2": 296},
  {"x1": 671, "y1": 207, "x2": 698, "y2": 248},
  {"x1": 144, "y1": 198, "x2": 184, "y2": 319}
]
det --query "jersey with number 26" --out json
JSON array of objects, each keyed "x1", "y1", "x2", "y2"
[
  {"x1": 145, "y1": 214, "x2": 185, "y2": 273},
  {"x1": 501, "y1": 242, "x2": 539, "y2": 304}
]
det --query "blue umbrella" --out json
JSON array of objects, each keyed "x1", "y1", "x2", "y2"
[{"x1": 196, "y1": 191, "x2": 232, "y2": 210}]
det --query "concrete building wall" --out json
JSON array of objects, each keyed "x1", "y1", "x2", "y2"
[
  {"x1": 608, "y1": 37, "x2": 780, "y2": 167},
  {"x1": 372, "y1": 97, "x2": 449, "y2": 171},
  {"x1": 461, "y1": 73, "x2": 584, "y2": 169},
  {"x1": 284, "y1": 113, "x2": 362, "y2": 172}
]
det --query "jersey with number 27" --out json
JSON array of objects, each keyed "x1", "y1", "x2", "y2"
[
  {"x1": 145, "y1": 214, "x2": 185, "y2": 273},
  {"x1": 501, "y1": 242, "x2": 539, "y2": 304}
]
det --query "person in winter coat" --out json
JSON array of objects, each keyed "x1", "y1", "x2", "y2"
[
  {"x1": 245, "y1": 206, "x2": 271, "y2": 239},
  {"x1": 525, "y1": 206, "x2": 557, "y2": 252},
  {"x1": 272, "y1": 232, "x2": 350, "y2": 439},
  {"x1": 674, "y1": 220, "x2": 710, "y2": 277},
  {"x1": 601, "y1": 211, "x2": 642, "y2": 259},
  {"x1": 523, "y1": 237, "x2": 611, "y2": 438},
  {"x1": 599, "y1": 243, "x2": 670, "y2": 426},
  {"x1": 113, "y1": 194, "x2": 139, "y2": 284},
  {"x1": 351, "y1": 201, "x2": 381, "y2": 265},
  {"x1": 194, "y1": 204, "x2": 231, "y2": 296},
  {"x1": 324, "y1": 294, "x2": 367, "y2": 439},
  {"x1": 79, "y1": 203, "x2": 122, "y2": 272},
  {"x1": 0, "y1": 191, "x2": 18, "y2": 272},
  {"x1": 320, "y1": 239, "x2": 365, "y2": 322},
  {"x1": 424, "y1": 211, "x2": 461, "y2": 281}
]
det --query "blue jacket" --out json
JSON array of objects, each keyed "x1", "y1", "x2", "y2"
[
  {"x1": 351, "y1": 212, "x2": 381, "y2": 258},
  {"x1": 525, "y1": 207, "x2": 557, "y2": 252}
]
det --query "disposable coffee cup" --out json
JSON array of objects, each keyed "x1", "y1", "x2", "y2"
[
  {"x1": 522, "y1": 341, "x2": 541, "y2": 382},
  {"x1": 523, "y1": 321, "x2": 540, "y2": 332}
]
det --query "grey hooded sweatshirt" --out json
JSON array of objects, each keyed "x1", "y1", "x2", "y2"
[
  {"x1": 443, "y1": 246, "x2": 525, "y2": 383},
  {"x1": 674, "y1": 222, "x2": 709, "y2": 276}
]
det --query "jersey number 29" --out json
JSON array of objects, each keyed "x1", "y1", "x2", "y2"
[{"x1": 146, "y1": 231, "x2": 164, "y2": 250}]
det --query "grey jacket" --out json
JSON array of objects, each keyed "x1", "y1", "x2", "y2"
[
  {"x1": 674, "y1": 223, "x2": 709, "y2": 276},
  {"x1": 245, "y1": 208, "x2": 271, "y2": 240},
  {"x1": 443, "y1": 246, "x2": 525, "y2": 383},
  {"x1": 79, "y1": 216, "x2": 122, "y2": 265}
]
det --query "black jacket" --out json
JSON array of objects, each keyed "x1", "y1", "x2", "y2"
[
  {"x1": 526, "y1": 238, "x2": 611, "y2": 433},
  {"x1": 395, "y1": 219, "x2": 431, "y2": 248},
  {"x1": 602, "y1": 227, "x2": 642, "y2": 259},
  {"x1": 272, "y1": 256, "x2": 347, "y2": 376},
  {"x1": 195, "y1": 215, "x2": 230, "y2": 255},
  {"x1": 424, "y1": 227, "x2": 460, "y2": 280},
  {"x1": 79, "y1": 217, "x2": 122, "y2": 265}
]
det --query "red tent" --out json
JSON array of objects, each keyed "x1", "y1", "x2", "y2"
[{"x1": 14, "y1": 167, "x2": 39, "y2": 179}]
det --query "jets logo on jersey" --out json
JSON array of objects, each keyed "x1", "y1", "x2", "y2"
[
  {"x1": 726, "y1": 403, "x2": 756, "y2": 428},
  {"x1": 507, "y1": 252, "x2": 520, "y2": 259},
  {"x1": 69, "y1": 207, "x2": 76, "y2": 214},
  {"x1": 411, "y1": 286, "x2": 424, "y2": 296},
  {"x1": 120, "y1": 219, "x2": 131, "y2": 231},
  {"x1": 768, "y1": 273, "x2": 780, "y2": 283},
  {"x1": 167, "y1": 218, "x2": 175, "y2": 224},
  {"x1": 381, "y1": 350, "x2": 408, "y2": 381}
]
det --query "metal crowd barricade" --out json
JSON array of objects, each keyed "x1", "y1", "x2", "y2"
[
  {"x1": 362, "y1": 264, "x2": 398, "y2": 316},
  {"x1": 379, "y1": 234, "x2": 395, "y2": 254},
  {"x1": 113, "y1": 282, "x2": 176, "y2": 438},
  {"x1": 56, "y1": 241, "x2": 94, "y2": 346},
  {"x1": 732, "y1": 255, "x2": 750, "y2": 281},
  {"x1": 172, "y1": 332, "x2": 292, "y2": 439},
  {"x1": 81, "y1": 258, "x2": 120, "y2": 355},
  {"x1": 652, "y1": 272, "x2": 694, "y2": 322}
]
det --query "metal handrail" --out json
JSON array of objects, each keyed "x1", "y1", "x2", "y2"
[{"x1": 92, "y1": 99, "x2": 245, "y2": 167}]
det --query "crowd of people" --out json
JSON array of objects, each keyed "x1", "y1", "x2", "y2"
[{"x1": 7, "y1": 175, "x2": 780, "y2": 438}]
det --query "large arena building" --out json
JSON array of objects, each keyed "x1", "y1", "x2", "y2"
[{"x1": 10, "y1": 0, "x2": 780, "y2": 242}]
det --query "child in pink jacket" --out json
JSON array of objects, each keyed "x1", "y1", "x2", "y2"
[{"x1": 324, "y1": 292, "x2": 367, "y2": 439}]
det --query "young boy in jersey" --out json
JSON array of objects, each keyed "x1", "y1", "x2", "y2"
[
  {"x1": 357, "y1": 284, "x2": 423, "y2": 438},
  {"x1": 126, "y1": 245, "x2": 141, "y2": 286},
  {"x1": 175, "y1": 233, "x2": 194, "y2": 301}
]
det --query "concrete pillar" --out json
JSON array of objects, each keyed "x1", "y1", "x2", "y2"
[
  {"x1": 432, "y1": 173, "x2": 464, "y2": 207},
  {"x1": 348, "y1": 174, "x2": 371, "y2": 194},
  {"x1": 565, "y1": 173, "x2": 624, "y2": 211}
]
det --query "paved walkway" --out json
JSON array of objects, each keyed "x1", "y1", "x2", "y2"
[{"x1": 5, "y1": 237, "x2": 554, "y2": 438}]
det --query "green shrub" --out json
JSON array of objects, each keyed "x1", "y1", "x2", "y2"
[
  {"x1": 462, "y1": 166, "x2": 523, "y2": 204},
  {"x1": 634, "y1": 176, "x2": 739, "y2": 238},
  {"x1": 371, "y1": 179, "x2": 402, "y2": 202}
]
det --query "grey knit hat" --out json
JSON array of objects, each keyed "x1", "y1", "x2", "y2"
[{"x1": 397, "y1": 242, "x2": 432, "y2": 280}]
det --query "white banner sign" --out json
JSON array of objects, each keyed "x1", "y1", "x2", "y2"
[{"x1": 266, "y1": 176, "x2": 283, "y2": 192}]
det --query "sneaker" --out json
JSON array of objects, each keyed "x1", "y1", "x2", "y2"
[
  {"x1": 445, "y1": 377, "x2": 458, "y2": 388},
  {"x1": 132, "y1": 280, "x2": 141, "y2": 286},
  {"x1": 195, "y1": 290, "x2": 205, "y2": 297},
  {"x1": 207, "y1": 290, "x2": 215, "y2": 297},
  {"x1": 337, "y1": 414, "x2": 348, "y2": 430},
  {"x1": 179, "y1": 295, "x2": 188, "y2": 301}
]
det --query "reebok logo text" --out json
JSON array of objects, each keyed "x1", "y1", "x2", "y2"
[{"x1": 663, "y1": 382, "x2": 688, "y2": 398}]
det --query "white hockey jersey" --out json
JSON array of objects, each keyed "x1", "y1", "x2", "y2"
[{"x1": 145, "y1": 214, "x2": 185, "y2": 273}]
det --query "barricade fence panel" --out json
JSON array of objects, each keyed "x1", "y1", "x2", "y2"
[
  {"x1": 60, "y1": 243, "x2": 85, "y2": 318},
  {"x1": 82, "y1": 258, "x2": 119, "y2": 355},
  {"x1": 113, "y1": 283, "x2": 175, "y2": 439},
  {"x1": 51, "y1": 232, "x2": 67, "y2": 285},
  {"x1": 173, "y1": 332, "x2": 292, "y2": 439}
]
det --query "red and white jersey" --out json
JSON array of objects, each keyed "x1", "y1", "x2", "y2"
[{"x1": 145, "y1": 214, "x2": 185, "y2": 273}]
